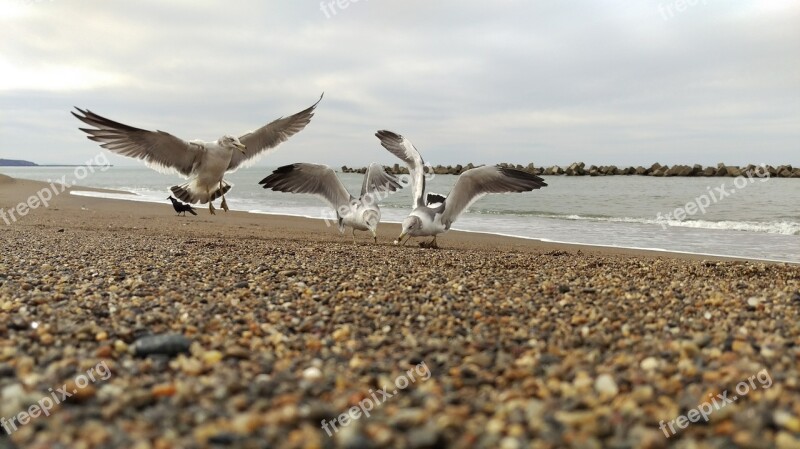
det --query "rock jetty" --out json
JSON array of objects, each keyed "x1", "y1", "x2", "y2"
[{"x1": 341, "y1": 163, "x2": 800, "y2": 177}]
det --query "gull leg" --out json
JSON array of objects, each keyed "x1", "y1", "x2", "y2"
[
  {"x1": 207, "y1": 189, "x2": 216, "y2": 215},
  {"x1": 352, "y1": 228, "x2": 357, "y2": 245},
  {"x1": 220, "y1": 181, "x2": 229, "y2": 212},
  {"x1": 431, "y1": 236, "x2": 438, "y2": 249},
  {"x1": 374, "y1": 235, "x2": 377, "y2": 244}
]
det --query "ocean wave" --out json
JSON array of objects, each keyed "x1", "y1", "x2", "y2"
[
  {"x1": 657, "y1": 219, "x2": 800, "y2": 235},
  {"x1": 465, "y1": 209, "x2": 800, "y2": 235}
]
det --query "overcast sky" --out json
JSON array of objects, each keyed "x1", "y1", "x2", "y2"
[{"x1": 1, "y1": 0, "x2": 798, "y2": 168}]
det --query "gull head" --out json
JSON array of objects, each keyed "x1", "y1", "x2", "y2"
[
  {"x1": 219, "y1": 135, "x2": 247, "y2": 154},
  {"x1": 395, "y1": 215, "x2": 421, "y2": 245}
]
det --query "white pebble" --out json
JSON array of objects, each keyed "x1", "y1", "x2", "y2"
[
  {"x1": 302, "y1": 366, "x2": 322, "y2": 381},
  {"x1": 640, "y1": 357, "x2": 659, "y2": 371},
  {"x1": 594, "y1": 374, "x2": 619, "y2": 397}
]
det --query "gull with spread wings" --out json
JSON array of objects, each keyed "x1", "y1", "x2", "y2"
[
  {"x1": 259, "y1": 163, "x2": 402, "y2": 243},
  {"x1": 376, "y1": 130, "x2": 548, "y2": 248},
  {"x1": 72, "y1": 94, "x2": 322, "y2": 214}
]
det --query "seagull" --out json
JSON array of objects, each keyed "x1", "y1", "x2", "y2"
[
  {"x1": 167, "y1": 196, "x2": 197, "y2": 216},
  {"x1": 259, "y1": 163, "x2": 402, "y2": 243},
  {"x1": 376, "y1": 130, "x2": 548, "y2": 248},
  {"x1": 72, "y1": 94, "x2": 323, "y2": 215}
]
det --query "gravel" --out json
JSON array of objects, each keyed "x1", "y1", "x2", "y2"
[{"x1": 1, "y1": 224, "x2": 799, "y2": 448}]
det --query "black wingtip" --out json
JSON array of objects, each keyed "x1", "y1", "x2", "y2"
[
  {"x1": 376, "y1": 130, "x2": 402, "y2": 140},
  {"x1": 426, "y1": 193, "x2": 447, "y2": 205},
  {"x1": 259, "y1": 163, "x2": 298, "y2": 187},
  {"x1": 497, "y1": 166, "x2": 548, "y2": 188}
]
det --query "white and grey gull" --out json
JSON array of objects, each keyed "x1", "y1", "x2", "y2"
[
  {"x1": 72, "y1": 94, "x2": 323, "y2": 214},
  {"x1": 259, "y1": 163, "x2": 402, "y2": 243},
  {"x1": 375, "y1": 130, "x2": 548, "y2": 248}
]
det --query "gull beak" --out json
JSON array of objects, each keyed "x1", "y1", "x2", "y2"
[
  {"x1": 235, "y1": 142, "x2": 247, "y2": 154},
  {"x1": 371, "y1": 229, "x2": 377, "y2": 244},
  {"x1": 394, "y1": 231, "x2": 406, "y2": 246}
]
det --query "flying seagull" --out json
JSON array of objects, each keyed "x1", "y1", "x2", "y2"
[
  {"x1": 259, "y1": 163, "x2": 402, "y2": 243},
  {"x1": 376, "y1": 130, "x2": 548, "y2": 248},
  {"x1": 72, "y1": 94, "x2": 323, "y2": 214},
  {"x1": 167, "y1": 196, "x2": 197, "y2": 216}
]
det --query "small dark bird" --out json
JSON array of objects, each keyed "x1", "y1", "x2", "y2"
[{"x1": 168, "y1": 196, "x2": 197, "y2": 216}]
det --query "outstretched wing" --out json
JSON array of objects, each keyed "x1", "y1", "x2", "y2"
[
  {"x1": 229, "y1": 93, "x2": 323, "y2": 171},
  {"x1": 360, "y1": 163, "x2": 402, "y2": 200},
  {"x1": 375, "y1": 130, "x2": 426, "y2": 209},
  {"x1": 259, "y1": 163, "x2": 352, "y2": 210},
  {"x1": 72, "y1": 108, "x2": 202, "y2": 177},
  {"x1": 440, "y1": 165, "x2": 547, "y2": 228}
]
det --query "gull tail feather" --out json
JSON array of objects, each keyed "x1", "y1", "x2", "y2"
[{"x1": 170, "y1": 180, "x2": 232, "y2": 204}]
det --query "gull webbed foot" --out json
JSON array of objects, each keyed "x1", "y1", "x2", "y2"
[{"x1": 418, "y1": 237, "x2": 439, "y2": 249}]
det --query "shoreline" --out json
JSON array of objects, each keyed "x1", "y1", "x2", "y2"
[{"x1": 0, "y1": 174, "x2": 793, "y2": 264}]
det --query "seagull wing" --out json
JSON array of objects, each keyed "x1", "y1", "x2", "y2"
[
  {"x1": 259, "y1": 163, "x2": 352, "y2": 210},
  {"x1": 360, "y1": 163, "x2": 403, "y2": 200},
  {"x1": 375, "y1": 130, "x2": 426, "y2": 209},
  {"x1": 72, "y1": 108, "x2": 202, "y2": 177},
  {"x1": 440, "y1": 165, "x2": 547, "y2": 228},
  {"x1": 230, "y1": 93, "x2": 323, "y2": 172}
]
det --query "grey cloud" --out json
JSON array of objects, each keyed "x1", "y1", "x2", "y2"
[{"x1": 1, "y1": 1, "x2": 797, "y2": 167}]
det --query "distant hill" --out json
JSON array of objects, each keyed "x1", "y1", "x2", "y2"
[{"x1": 0, "y1": 158, "x2": 38, "y2": 167}]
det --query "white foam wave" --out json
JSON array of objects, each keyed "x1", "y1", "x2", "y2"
[{"x1": 532, "y1": 213, "x2": 799, "y2": 235}]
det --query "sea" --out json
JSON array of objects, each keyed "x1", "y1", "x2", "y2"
[{"x1": 2, "y1": 166, "x2": 798, "y2": 263}]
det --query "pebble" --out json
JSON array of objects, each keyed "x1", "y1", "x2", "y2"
[
  {"x1": 594, "y1": 374, "x2": 619, "y2": 398},
  {"x1": 132, "y1": 334, "x2": 192, "y2": 357},
  {"x1": 640, "y1": 357, "x2": 660, "y2": 371},
  {"x1": 302, "y1": 366, "x2": 323, "y2": 382},
  {"x1": 774, "y1": 411, "x2": 800, "y2": 433}
]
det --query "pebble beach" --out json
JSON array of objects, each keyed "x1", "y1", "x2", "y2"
[{"x1": 2, "y1": 175, "x2": 800, "y2": 449}]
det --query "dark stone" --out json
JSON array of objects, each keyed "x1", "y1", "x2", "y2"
[
  {"x1": 133, "y1": 334, "x2": 192, "y2": 358},
  {"x1": 0, "y1": 363, "x2": 15, "y2": 378},
  {"x1": 234, "y1": 281, "x2": 249, "y2": 289},
  {"x1": 207, "y1": 433, "x2": 237, "y2": 446},
  {"x1": 9, "y1": 317, "x2": 28, "y2": 331}
]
